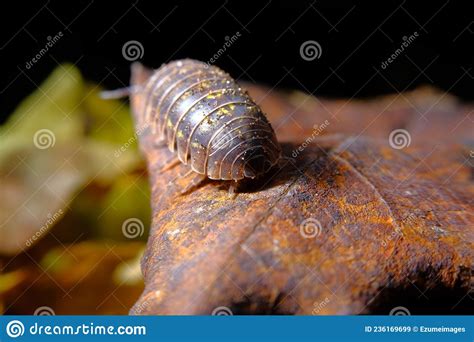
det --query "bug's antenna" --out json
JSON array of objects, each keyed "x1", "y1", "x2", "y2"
[{"x1": 100, "y1": 85, "x2": 142, "y2": 100}]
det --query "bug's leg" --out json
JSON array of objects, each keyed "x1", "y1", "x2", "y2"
[
  {"x1": 275, "y1": 155, "x2": 294, "y2": 170},
  {"x1": 153, "y1": 138, "x2": 167, "y2": 149},
  {"x1": 227, "y1": 181, "x2": 240, "y2": 199},
  {"x1": 158, "y1": 156, "x2": 181, "y2": 174},
  {"x1": 177, "y1": 170, "x2": 208, "y2": 196},
  {"x1": 153, "y1": 137, "x2": 182, "y2": 174}
]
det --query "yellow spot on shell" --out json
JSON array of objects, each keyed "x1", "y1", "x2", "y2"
[{"x1": 207, "y1": 91, "x2": 224, "y2": 100}]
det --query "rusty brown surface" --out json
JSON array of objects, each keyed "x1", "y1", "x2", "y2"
[{"x1": 129, "y1": 65, "x2": 473, "y2": 315}]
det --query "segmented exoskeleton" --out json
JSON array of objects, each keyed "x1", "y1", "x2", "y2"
[{"x1": 104, "y1": 59, "x2": 281, "y2": 181}]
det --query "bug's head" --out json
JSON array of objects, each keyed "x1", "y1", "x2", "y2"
[
  {"x1": 207, "y1": 127, "x2": 281, "y2": 181},
  {"x1": 203, "y1": 100, "x2": 281, "y2": 181},
  {"x1": 242, "y1": 146, "x2": 279, "y2": 179}
]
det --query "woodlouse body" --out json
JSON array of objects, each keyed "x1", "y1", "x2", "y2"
[{"x1": 140, "y1": 59, "x2": 281, "y2": 181}]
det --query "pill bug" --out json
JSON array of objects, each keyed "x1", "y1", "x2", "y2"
[{"x1": 103, "y1": 59, "x2": 281, "y2": 181}]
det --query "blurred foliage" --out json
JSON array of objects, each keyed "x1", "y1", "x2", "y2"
[{"x1": 0, "y1": 65, "x2": 150, "y2": 314}]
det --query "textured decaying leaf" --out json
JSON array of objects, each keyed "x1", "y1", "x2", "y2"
[{"x1": 128, "y1": 64, "x2": 473, "y2": 314}]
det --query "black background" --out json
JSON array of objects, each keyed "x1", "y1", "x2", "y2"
[{"x1": 1, "y1": 1, "x2": 472, "y2": 122}]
